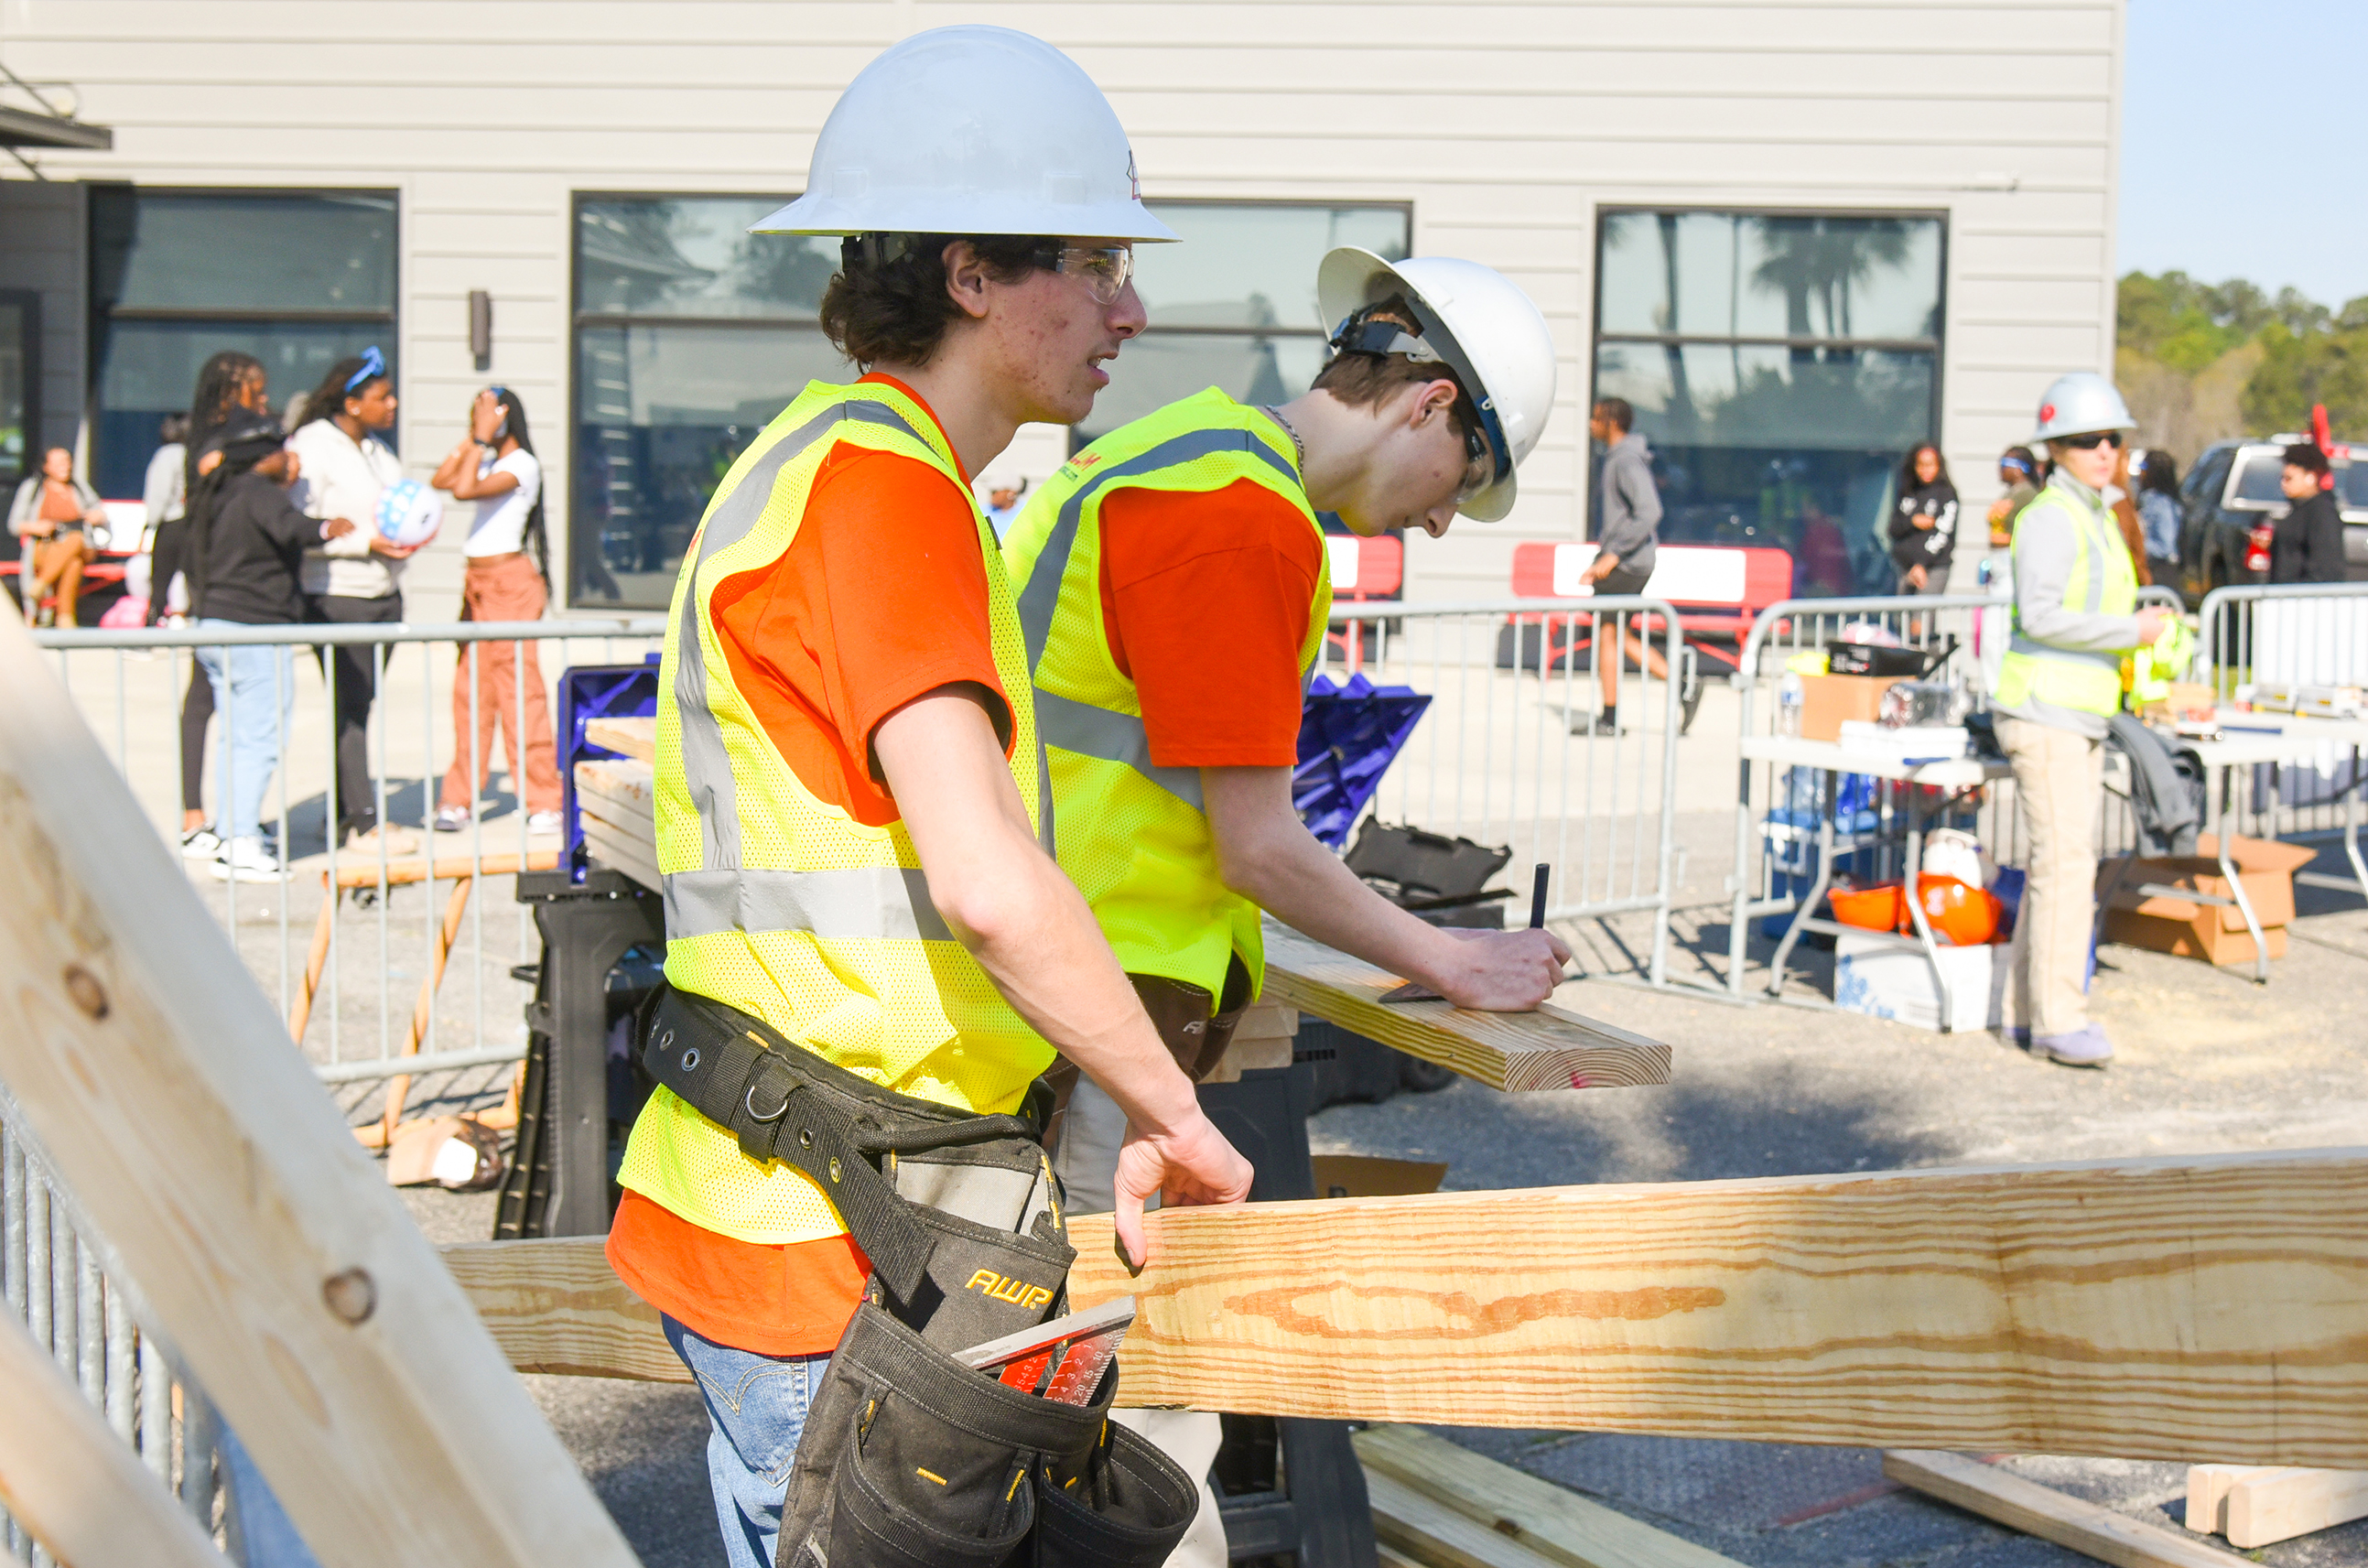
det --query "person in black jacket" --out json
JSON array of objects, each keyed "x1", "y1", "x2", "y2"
[
  {"x1": 1888, "y1": 442, "x2": 1960, "y2": 593},
  {"x1": 2272, "y1": 443, "x2": 2348, "y2": 585},
  {"x1": 189, "y1": 425, "x2": 363, "y2": 881}
]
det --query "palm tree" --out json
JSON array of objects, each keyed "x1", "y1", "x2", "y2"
[{"x1": 1748, "y1": 217, "x2": 1910, "y2": 341}]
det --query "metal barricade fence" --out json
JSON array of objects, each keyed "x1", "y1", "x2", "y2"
[
  {"x1": 1720, "y1": 585, "x2": 2187, "y2": 999},
  {"x1": 2193, "y1": 582, "x2": 2368, "y2": 860},
  {"x1": 27, "y1": 618, "x2": 665, "y2": 1137},
  {"x1": 1321, "y1": 598, "x2": 1685, "y2": 984}
]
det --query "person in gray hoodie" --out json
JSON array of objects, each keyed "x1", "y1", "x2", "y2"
[{"x1": 1576, "y1": 396, "x2": 1670, "y2": 735}]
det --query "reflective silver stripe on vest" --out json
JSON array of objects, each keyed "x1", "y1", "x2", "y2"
[
  {"x1": 2007, "y1": 492, "x2": 2120, "y2": 669},
  {"x1": 1034, "y1": 689, "x2": 1206, "y2": 810},
  {"x1": 664, "y1": 865, "x2": 956, "y2": 944},
  {"x1": 673, "y1": 398, "x2": 928, "y2": 876}
]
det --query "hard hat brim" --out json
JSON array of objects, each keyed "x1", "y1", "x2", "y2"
[{"x1": 749, "y1": 194, "x2": 1180, "y2": 243}]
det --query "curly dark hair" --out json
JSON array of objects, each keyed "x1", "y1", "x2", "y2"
[{"x1": 818, "y1": 233, "x2": 1045, "y2": 368}]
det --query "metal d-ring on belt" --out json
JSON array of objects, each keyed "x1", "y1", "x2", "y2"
[{"x1": 637, "y1": 983, "x2": 1040, "y2": 1306}]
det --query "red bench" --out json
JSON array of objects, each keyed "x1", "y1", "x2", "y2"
[{"x1": 1508, "y1": 541, "x2": 1793, "y2": 677}]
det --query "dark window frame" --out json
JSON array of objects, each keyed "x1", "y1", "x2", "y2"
[{"x1": 0, "y1": 288, "x2": 40, "y2": 490}]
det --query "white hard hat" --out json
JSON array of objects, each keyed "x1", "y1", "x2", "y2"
[
  {"x1": 1317, "y1": 249, "x2": 1558, "y2": 523},
  {"x1": 2028, "y1": 372, "x2": 2135, "y2": 446},
  {"x1": 750, "y1": 27, "x2": 1178, "y2": 243}
]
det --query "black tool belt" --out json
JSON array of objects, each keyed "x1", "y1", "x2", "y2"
[{"x1": 637, "y1": 984, "x2": 1197, "y2": 1568}]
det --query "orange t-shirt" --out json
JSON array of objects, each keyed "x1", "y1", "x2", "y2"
[
  {"x1": 607, "y1": 374, "x2": 1010, "y2": 1356},
  {"x1": 1097, "y1": 478, "x2": 1324, "y2": 768}
]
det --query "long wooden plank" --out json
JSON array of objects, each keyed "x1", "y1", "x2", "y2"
[
  {"x1": 586, "y1": 714, "x2": 654, "y2": 762},
  {"x1": 1883, "y1": 1451, "x2": 2251, "y2": 1568},
  {"x1": 0, "y1": 1311, "x2": 224, "y2": 1568},
  {"x1": 0, "y1": 609, "x2": 640, "y2": 1568},
  {"x1": 1063, "y1": 1148, "x2": 2368, "y2": 1463},
  {"x1": 1260, "y1": 925, "x2": 1670, "y2": 1092},
  {"x1": 581, "y1": 813, "x2": 663, "y2": 893},
  {"x1": 1367, "y1": 1465, "x2": 1565, "y2": 1568},
  {"x1": 1355, "y1": 1425, "x2": 1746, "y2": 1568},
  {"x1": 441, "y1": 1238, "x2": 688, "y2": 1383},
  {"x1": 2225, "y1": 1466, "x2": 2368, "y2": 1548}
]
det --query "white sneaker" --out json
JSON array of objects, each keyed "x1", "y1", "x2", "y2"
[
  {"x1": 180, "y1": 826, "x2": 223, "y2": 860},
  {"x1": 526, "y1": 811, "x2": 565, "y2": 836},
  {"x1": 434, "y1": 806, "x2": 473, "y2": 832},
  {"x1": 211, "y1": 836, "x2": 287, "y2": 883}
]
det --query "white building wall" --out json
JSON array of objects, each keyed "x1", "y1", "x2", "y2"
[{"x1": 4, "y1": 0, "x2": 2121, "y2": 607}]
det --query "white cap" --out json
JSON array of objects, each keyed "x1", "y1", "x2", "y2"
[
  {"x1": 1317, "y1": 249, "x2": 1559, "y2": 523},
  {"x1": 2028, "y1": 371, "x2": 2135, "y2": 445},
  {"x1": 751, "y1": 27, "x2": 1178, "y2": 243}
]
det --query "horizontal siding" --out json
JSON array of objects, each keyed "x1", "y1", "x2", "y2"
[{"x1": 5, "y1": 0, "x2": 2118, "y2": 604}]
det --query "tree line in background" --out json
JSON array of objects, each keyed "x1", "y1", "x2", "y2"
[{"x1": 2118, "y1": 271, "x2": 2368, "y2": 462}]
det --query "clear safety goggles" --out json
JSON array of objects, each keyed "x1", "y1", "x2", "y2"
[
  {"x1": 1455, "y1": 417, "x2": 1498, "y2": 503},
  {"x1": 1033, "y1": 243, "x2": 1134, "y2": 305}
]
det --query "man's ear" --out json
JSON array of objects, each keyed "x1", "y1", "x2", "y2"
[
  {"x1": 1410, "y1": 378, "x2": 1461, "y2": 427},
  {"x1": 942, "y1": 240, "x2": 997, "y2": 323}
]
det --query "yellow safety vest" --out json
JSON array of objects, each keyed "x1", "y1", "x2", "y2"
[
  {"x1": 1002, "y1": 388, "x2": 1333, "y2": 1000},
  {"x1": 618, "y1": 379, "x2": 1051, "y2": 1247},
  {"x1": 1995, "y1": 474, "x2": 2139, "y2": 719}
]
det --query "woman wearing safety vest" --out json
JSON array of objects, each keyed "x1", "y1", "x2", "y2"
[
  {"x1": 1995, "y1": 373, "x2": 2171, "y2": 1067},
  {"x1": 606, "y1": 28, "x2": 1243, "y2": 1568},
  {"x1": 1004, "y1": 248, "x2": 1573, "y2": 1562}
]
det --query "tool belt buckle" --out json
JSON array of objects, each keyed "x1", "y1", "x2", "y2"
[{"x1": 734, "y1": 1055, "x2": 797, "y2": 1162}]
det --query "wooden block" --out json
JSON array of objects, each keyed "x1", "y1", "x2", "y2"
[
  {"x1": 1356, "y1": 1424, "x2": 1746, "y2": 1568},
  {"x1": 2182, "y1": 1464, "x2": 2248, "y2": 1536},
  {"x1": 2224, "y1": 1466, "x2": 2368, "y2": 1548},
  {"x1": 575, "y1": 755, "x2": 654, "y2": 813},
  {"x1": 1311, "y1": 1156, "x2": 1448, "y2": 1199},
  {"x1": 1232, "y1": 1000, "x2": 1299, "y2": 1040},
  {"x1": 1260, "y1": 925, "x2": 1670, "y2": 1093},
  {"x1": 441, "y1": 1238, "x2": 689, "y2": 1384},
  {"x1": 585, "y1": 714, "x2": 654, "y2": 762},
  {"x1": 581, "y1": 814, "x2": 662, "y2": 893},
  {"x1": 1065, "y1": 1149, "x2": 2368, "y2": 1463},
  {"x1": 1884, "y1": 1451, "x2": 2252, "y2": 1568},
  {"x1": 0, "y1": 1311, "x2": 222, "y2": 1568},
  {"x1": 1368, "y1": 1465, "x2": 1567, "y2": 1568},
  {"x1": 0, "y1": 610, "x2": 640, "y2": 1566}
]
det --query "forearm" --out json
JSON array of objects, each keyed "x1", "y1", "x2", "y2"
[{"x1": 1215, "y1": 806, "x2": 1464, "y2": 989}]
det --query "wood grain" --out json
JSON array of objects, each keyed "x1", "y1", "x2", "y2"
[
  {"x1": 580, "y1": 814, "x2": 662, "y2": 893},
  {"x1": 0, "y1": 1311, "x2": 224, "y2": 1568},
  {"x1": 1884, "y1": 1451, "x2": 2251, "y2": 1568},
  {"x1": 576, "y1": 758, "x2": 655, "y2": 840},
  {"x1": 0, "y1": 609, "x2": 640, "y2": 1568},
  {"x1": 1260, "y1": 926, "x2": 1670, "y2": 1093},
  {"x1": 2182, "y1": 1465, "x2": 2243, "y2": 1537},
  {"x1": 2224, "y1": 1466, "x2": 2368, "y2": 1548},
  {"x1": 1064, "y1": 1148, "x2": 2368, "y2": 1464},
  {"x1": 586, "y1": 714, "x2": 655, "y2": 762},
  {"x1": 1367, "y1": 1465, "x2": 1564, "y2": 1568},
  {"x1": 1356, "y1": 1424, "x2": 1746, "y2": 1568},
  {"x1": 441, "y1": 1238, "x2": 688, "y2": 1384}
]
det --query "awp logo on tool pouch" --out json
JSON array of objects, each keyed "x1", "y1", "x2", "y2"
[{"x1": 965, "y1": 1269, "x2": 1054, "y2": 1314}]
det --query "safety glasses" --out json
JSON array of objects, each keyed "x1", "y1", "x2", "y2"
[
  {"x1": 2058, "y1": 430, "x2": 2124, "y2": 450},
  {"x1": 1455, "y1": 418, "x2": 1498, "y2": 503},
  {"x1": 345, "y1": 345, "x2": 387, "y2": 392},
  {"x1": 1033, "y1": 243, "x2": 1133, "y2": 306}
]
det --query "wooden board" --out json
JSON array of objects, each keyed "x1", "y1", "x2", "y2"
[
  {"x1": 0, "y1": 609, "x2": 640, "y2": 1568},
  {"x1": 586, "y1": 714, "x2": 654, "y2": 762},
  {"x1": 2182, "y1": 1465, "x2": 2243, "y2": 1537},
  {"x1": 1260, "y1": 925, "x2": 1671, "y2": 1093},
  {"x1": 1356, "y1": 1424, "x2": 1746, "y2": 1568},
  {"x1": 581, "y1": 813, "x2": 662, "y2": 893},
  {"x1": 0, "y1": 1310, "x2": 223, "y2": 1568},
  {"x1": 1063, "y1": 1148, "x2": 2368, "y2": 1463},
  {"x1": 1884, "y1": 1451, "x2": 2252, "y2": 1568},
  {"x1": 1367, "y1": 1465, "x2": 1566, "y2": 1568},
  {"x1": 575, "y1": 756, "x2": 654, "y2": 829},
  {"x1": 441, "y1": 1238, "x2": 688, "y2": 1384},
  {"x1": 2225, "y1": 1466, "x2": 2368, "y2": 1548}
]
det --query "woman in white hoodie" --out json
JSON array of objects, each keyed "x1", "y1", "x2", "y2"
[{"x1": 289, "y1": 347, "x2": 425, "y2": 854}]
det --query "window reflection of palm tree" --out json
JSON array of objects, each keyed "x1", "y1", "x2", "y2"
[{"x1": 1749, "y1": 217, "x2": 1909, "y2": 347}]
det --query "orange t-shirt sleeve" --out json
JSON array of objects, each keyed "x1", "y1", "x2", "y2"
[{"x1": 1098, "y1": 480, "x2": 1323, "y2": 768}]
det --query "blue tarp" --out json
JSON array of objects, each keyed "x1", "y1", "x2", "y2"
[{"x1": 1294, "y1": 673, "x2": 1432, "y2": 849}]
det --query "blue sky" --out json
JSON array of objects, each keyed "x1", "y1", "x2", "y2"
[{"x1": 2118, "y1": 0, "x2": 2368, "y2": 308}]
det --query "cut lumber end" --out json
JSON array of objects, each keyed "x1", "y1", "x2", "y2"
[
  {"x1": 1885, "y1": 1450, "x2": 2254, "y2": 1568},
  {"x1": 2223, "y1": 1465, "x2": 2368, "y2": 1549}
]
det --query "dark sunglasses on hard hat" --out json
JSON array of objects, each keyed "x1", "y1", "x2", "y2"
[
  {"x1": 2058, "y1": 430, "x2": 2124, "y2": 450},
  {"x1": 1031, "y1": 243, "x2": 1132, "y2": 305}
]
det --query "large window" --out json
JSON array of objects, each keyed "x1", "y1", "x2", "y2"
[
  {"x1": 1591, "y1": 210, "x2": 1946, "y2": 596},
  {"x1": 0, "y1": 291, "x2": 36, "y2": 490},
  {"x1": 570, "y1": 195, "x2": 843, "y2": 608},
  {"x1": 89, "y1": 189, "x2": 398, "y2": 499},
  {"x1": 1078, "y1": 203, "x2": 1411, "y2": 449}
]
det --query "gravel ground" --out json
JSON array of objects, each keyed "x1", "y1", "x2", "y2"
[{"x1": 395, "y1": 843, "x2": 2368, "y2": 1567}]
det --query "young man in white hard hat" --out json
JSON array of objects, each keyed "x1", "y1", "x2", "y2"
[
  {"x1": 1004, "y1": 247, "x2": 1571, "y2": 1563},
  {"x1": 1995, "y1": 371, "x2": 2170, "y2": 1068},
  {"x1": 607, "y1": 27, "x2": 1236, "y2": 1568}
]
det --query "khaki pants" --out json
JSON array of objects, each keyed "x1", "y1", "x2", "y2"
[{"x1": 1998, "y1": 715, "x2": 2102, "y2": 1037}]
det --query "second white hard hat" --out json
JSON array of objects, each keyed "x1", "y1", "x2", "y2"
[
  {"x1": 750, "y1": 27, "x2": 1178, "y2": 243},
  {"x1": 2028, "y1": 371, "x2": 2135, "y2": 446},
  {"x1": 1317, "y1": 249, "x2": 1558, "y2": 523}
]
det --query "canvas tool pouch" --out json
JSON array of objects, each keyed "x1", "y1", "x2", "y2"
[{"x1": 637, "y1": 985, "x2": 1196, "y2": 1568}]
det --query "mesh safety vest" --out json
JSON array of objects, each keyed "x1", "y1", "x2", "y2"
[
  {"x1": 618, "y1": 379, "x2": 1052, "y2": 1247},
  {"x1": 1002, "y1": 388, "x2": 1332, "y2": 1000},
  {"x1": 1995, "y1": 473, "x2": 2139, "y2": 720}
]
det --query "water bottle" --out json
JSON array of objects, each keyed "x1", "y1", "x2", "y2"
[{"x1": 1776, "y1": 670, "x2": 1805, "y2": 737}]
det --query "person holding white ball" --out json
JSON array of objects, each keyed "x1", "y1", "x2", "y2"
[{"x1": 291, "y1": 346, "x2": 424, "y2": 855}]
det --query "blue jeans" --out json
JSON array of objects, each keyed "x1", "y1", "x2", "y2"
[
  {"x1": 665, "y1": 1314, "x2": 833, "y2": 1568},
  {"x1": 193, "y1": 623, "x2": 296, "y2": 841}
]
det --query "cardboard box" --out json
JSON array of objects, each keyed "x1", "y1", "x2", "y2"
[
  {"x1": 1800, "y1": 674, "x2": 1904, "y2": 742},
  {"x1": 2094, "y1": 834, "x2": 2312, "y2": 967},
  {"x1": 1833, "y1": 932, "x2": 2006, "y2": 1033}
]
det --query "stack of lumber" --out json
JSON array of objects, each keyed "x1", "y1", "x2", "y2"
[
  {"x1": 574, "y1": 756, "x2": 659, "y2": 889},
  {"x1": 1356, "y1": 1423, "x2": 1746, "y2": 1568},
  {"x1": 2186, "y1": 1464, "x2": 2368, "y2": 1549}
]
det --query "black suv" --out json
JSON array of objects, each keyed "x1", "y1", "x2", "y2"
[{"x1": 2175, "y1": 435, "x2": 2368, "y2": 602}]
